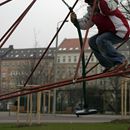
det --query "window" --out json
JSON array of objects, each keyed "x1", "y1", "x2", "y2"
[
  {"x1": 68, "y1": 56, "x2": 71, "y2": 62},
  {"x1": 39, "y1": 50, "x2": 42, "y2": 52},
  {"x1": 59, "y1": 48, "x2": 62, "y2": 51},
  {"x1": 63, "y1": 48, "x2": 67, "y2": 50},
  {"x1": 75, "y1": 47, "x2": 79, "y2": 50},
  {"x1": 74, "y1": 56, "x2": 77, "y2": 62},
  {"x1": 63, "y1": 56, "x2": 66, "y2": 62},
  {"x1": 1, "y1": 73, "x2": 6, "y2": 78},
  {"x1": 69, "y1": 48, "x2": 73, "y2": 50},
  {"x1": 30, "y1": 54, "x2": 34, "y2": 57},
  {"x1": 15, "y1": 54, "x2": 19, "y2": 57},
  {"x1": 57, "y1": 56, "x2": 60, "y2": 63},
  {"x1": 85, "y1": 55, "x2": 88, "y2": 60}
]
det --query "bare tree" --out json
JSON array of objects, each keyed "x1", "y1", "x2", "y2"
[
  {"x1": 12, "y1": 30, "x2": 54, "y2": 88},
  {"x1": 13, "y1": 58, "x2": 54, "y2": 86},
  {"x1": 120, "y1": 0, "x2": 130, "y2": 20}
]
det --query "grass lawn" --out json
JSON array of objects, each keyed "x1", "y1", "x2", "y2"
[{"x1": 0, "y1": 123, "x2": 129, "y2": 130}]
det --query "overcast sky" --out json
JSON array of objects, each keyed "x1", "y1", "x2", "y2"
[
  {"x1": 0, "y1": 0, "x2": 98, "y2": 49},
  {"x1": 0, "y1": 0, "x2": 128, "y2": 49}
]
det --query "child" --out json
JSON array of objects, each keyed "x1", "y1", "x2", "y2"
[{"x1": 70, "y1": 0, "x2": 130, "y2": 72}]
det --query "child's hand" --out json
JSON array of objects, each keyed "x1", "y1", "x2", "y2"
[{"x1": 70, "y1": 12, "x2": 77, "y2": 23}]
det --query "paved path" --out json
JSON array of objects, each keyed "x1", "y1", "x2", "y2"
[{"x1": 0, "y1": 112, "x2": 129, "y2": 123}]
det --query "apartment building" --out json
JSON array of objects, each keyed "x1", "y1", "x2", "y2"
[
  {"x1": 56, "y1": 38, "x2": 130, "y2": 113},
  {"x1": 0, "y1": 45, "x2": 55, "y2": 93},
  {"x1": 56, "y1": 38, "x2": 100, "y2": 85},
  {"x1": 0, "y1": 38, "x2": 129, "y2": 112}
]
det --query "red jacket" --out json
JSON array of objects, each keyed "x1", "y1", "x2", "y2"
[{"x1": 78, "y1": 0, "x2": 130, "y2": 40}]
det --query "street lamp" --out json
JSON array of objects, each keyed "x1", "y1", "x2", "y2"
[
  {"x1": 56, "y1": 20, "x2": 68, "y2": 50},
  {"x1": 53, "y1": 20, "x2": 68, "y2": 114}
]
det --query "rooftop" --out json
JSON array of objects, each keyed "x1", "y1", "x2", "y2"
[
  {"x1": 58, "y1": 38, "x2": 90, "y2": 51},
  {"x1": 0, "y1": 45, "x2": 55, "y2": 59}
]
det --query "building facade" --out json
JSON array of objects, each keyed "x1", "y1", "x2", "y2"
[
  {"x1": 0, "y1": 45, "x2": 55, "y2": 93},
  {"x1": 0, "y1": 38, "x2": 129, "y2": 113}
]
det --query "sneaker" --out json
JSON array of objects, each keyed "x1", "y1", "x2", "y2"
[
  {"x1": 114, "y1": 60, "x2": 128, "y2": 71},
  {"x1": 103, "y1": 67, "x2": 113, "y2": 73},
  {"x1": 103, "y1": 60, "x2": 128, "y2": 73}
]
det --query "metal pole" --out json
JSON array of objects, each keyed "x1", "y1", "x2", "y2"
[
  {"x1": 129, "y1": 81, "x2": 130, "y2": 116},
  {"x1": 0, "y1": 58, "x2": 1, "y2": 94},
  {"x1": 124, "y1": 79, "x2": 127, "y2": 116},
  {"x1": 37, "y1": 92, "x2": 41, "y2": 124},
  {"x1": 29, "y1": 94, "x2": 32, "y2": 126},
  {"x1": 26, "y1": 94, "x2": 29, "y2": 123},
  {"x1": 121, "y1": 80, "x2": 124, "y2": 117},
  {"x1": 52, "y1": 24, "x2": 58, "y2": 114},
  {"x1": 53, "y1": 20, "x2": 68, "y2": 114},
  {"x1": 48, "y1": 91, "x2": 51, "y2": 113},
  {"x1": 43, "y1": 92, "x2": 46, "y2": 113},
  {"x1": 17, "y1": 96, "x2": 20, "y2": 125},
  {"x1": 73, "y1": 19, "x2": 88, "y2": 109}
]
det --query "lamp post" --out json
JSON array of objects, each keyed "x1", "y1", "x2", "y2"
[
  {"x1": 128, "y1": 42, "x2": 130, "y2": 116},
  {"x1": 53, "y1": 20, "x2": 68, "y2": 114},
  {"x1": 0, "y1": 57, "x2": 1, "y2": 94}
]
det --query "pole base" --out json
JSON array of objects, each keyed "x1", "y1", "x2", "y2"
[{"x1": 75, "y1": 109, "x2": 98, "y2": 117}]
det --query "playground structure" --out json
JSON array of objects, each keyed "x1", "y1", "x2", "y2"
[
  {"x1": 0, "y1": 0, "x2": 130, "y2": 125},
  {"x1": 6, "y1": 80, "x2": 129, "y2": 125},
  {"x1": 121, "y1": 78, "x2": 129, "y2": 117}
]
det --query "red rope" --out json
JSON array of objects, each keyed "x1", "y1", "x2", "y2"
[
  {"x1": 0, "y1": 0, "x2": 37, "y2": 48},
  {"x1": 23, "y1": 0, "x2": 79, "y2": 87},
  {"x1": 1, "y1": 67, "x2": 130, "y2": 101}
]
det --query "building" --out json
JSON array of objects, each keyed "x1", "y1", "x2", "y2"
[
  {"x1": 56, "y1": 38, "x2": 99, "y2": 83},
  {"x1": 0, "y1": 45, "x2": 55, "y2": 93},
  {"x1": 55, "y1": 38, "x2": 130, "y2": 113},
  {"x1": 0, "y1": 38, "x2": 129, "y2": 113}
]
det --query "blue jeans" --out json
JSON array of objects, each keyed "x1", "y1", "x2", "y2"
[{"x1": 89, "y1": 32, "x2": 126, "y2": 68}]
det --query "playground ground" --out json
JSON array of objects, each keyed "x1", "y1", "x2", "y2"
[
  {"x1": 0, "y1": 111, "x2": 129, "y2": 123},
  {"x1": 0, "y1": 112, "x2": 130, "y2": 130}
]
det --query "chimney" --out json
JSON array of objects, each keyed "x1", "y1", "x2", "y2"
[{"x1": 9, "y1": 45, "x2": 13, "y2": 49}]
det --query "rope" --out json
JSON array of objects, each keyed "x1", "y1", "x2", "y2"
[
  {"x1": 120, "y1": 1, "x2": 130, "y2": 14},
  {"x1": 23, "y1": 0, "x2": 79, "y2": 87},
  {"x1": 0, "y1": 0, "x2": 37, "y2": 48},
  {"x1": 0, "y1": 0, "x2": 12, "y2": 6},
  {"x1": 1, "y1": 66, "x2": 130, "y2": 101}
]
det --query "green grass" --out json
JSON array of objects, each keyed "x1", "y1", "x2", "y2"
[{"x1": 0, "y1": 123, "x2": 129, "y2": 130}]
